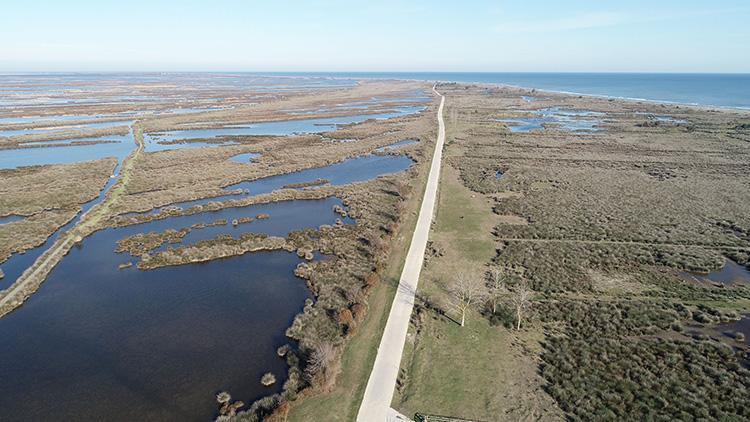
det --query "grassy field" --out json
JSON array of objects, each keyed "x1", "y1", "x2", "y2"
[{"x1": 393, "y1": 155, "x2": 562, "y2": 421}]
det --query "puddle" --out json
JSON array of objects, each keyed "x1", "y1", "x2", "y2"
[
  {"x1": 636, "y1": 112, "x2": 687, "y2": 125},
  {"x1": 680, "y1": 260, "x2": 750, "y2": 286},
  {"x1": 715, "y1": 316, "x2": 750, "y2": 347},
  {"x1": 229, "y1": 152, "x2": 261, "y2": 164}
]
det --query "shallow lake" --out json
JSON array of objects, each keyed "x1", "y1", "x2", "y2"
[
  {"x1": 0, "y1": 133, "x2": 134, "y2": 170},
  {"x1": 0, "y1": 197, "x2": 350, "y2": 421}
]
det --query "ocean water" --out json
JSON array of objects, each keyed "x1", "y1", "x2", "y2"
[{"x1": 268, "y1": 72, "x2": 750, "y2": 109}]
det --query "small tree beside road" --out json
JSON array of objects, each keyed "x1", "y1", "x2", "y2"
[
  {"x1": 450, "y1": 272, "x2": 487, "y2": 327},
  {"x1": 488, "y1": 266, "x2": 509, "y2": 313}
]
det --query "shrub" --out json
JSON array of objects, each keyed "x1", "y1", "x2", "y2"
[{"x1": 261, "y1": 372, "x2": 276, "y2": 386}]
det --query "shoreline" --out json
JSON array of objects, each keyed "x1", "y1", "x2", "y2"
[
  {"x1": 3, "y1": 72, "x2": 749, "y2": 112},
  {"x1": 251, "y1": 73, "x2": 750, "y2": 113}
]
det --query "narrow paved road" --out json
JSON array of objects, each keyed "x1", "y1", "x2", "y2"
[{"x1": 357, "y1": 86, "x2": 445, "y2": 422}]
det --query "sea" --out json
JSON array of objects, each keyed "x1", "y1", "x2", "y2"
[{"x1": 268, "y1": 72, "x2": 750, "y2": 110}]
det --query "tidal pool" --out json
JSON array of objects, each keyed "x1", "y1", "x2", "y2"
[{"x1": 0, "y1": 197, "x2": 349, "y2": 421}]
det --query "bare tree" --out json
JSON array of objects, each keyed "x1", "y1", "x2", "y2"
[
  {"x1": 450, "y1": 272, "x2": 487, "y2": 327},
  {"x1": 487, "y1": 267, "x2": 508, "y2": 313},
  {"x1": 510, "y1": 279, "x2": 533, "y2": 330}
]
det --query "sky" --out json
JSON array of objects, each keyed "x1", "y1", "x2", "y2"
[{"x1": 1, "y1": 0, "x2": 749, "y2": 72}]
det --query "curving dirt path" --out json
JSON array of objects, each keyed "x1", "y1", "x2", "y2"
[
  {"x1": 0, "y1": 126, "x2": 143, "y2": 317},
  {"x1": 357, "y1": 86, "x2": 445, "y2": 422}
]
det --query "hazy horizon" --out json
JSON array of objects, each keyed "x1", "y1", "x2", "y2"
[
  {"x1": 2, "y1": 0, "x2": 749, "y2": 73},
  {"x1": 1, "y1": 71, "x2": 749, "y2": 75}
]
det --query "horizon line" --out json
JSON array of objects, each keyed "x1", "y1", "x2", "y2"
[{"x1": 1, "y1": 70, "x2": 749, "y2": 75}]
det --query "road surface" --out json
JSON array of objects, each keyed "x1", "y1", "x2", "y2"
[{"x1": 357, "y1": 85, "x2": 445, "y2": 421}]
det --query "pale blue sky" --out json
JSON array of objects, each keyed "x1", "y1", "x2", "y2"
[{"x1": 1, "y1": 0, "x2": 748, "y2": 72}]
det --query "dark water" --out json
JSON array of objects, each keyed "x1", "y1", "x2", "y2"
[
  {"x1": 682, "y1": 260, "x2": 750, "y2": 286},
  {"x1": 500, "y1": 107, "x2": 603, "y2": 133},
  {"x1": 271, "y1": 72, "x2": 750, "y2": 109},
  {"x1": 0, "y1": 198, "x2": 349, "y2": 422},
  {"x1": 127, "y1": 197, "x2": 354, "y2": 257},
  {"x1": 715, "y1": 316, "x2": 750, "y2": 347}
]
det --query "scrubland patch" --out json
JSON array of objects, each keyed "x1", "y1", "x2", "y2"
[{"x1": 395, "y1": 83, "x2": 750, "y2": 420}]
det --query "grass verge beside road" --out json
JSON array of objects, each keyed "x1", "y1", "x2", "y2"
[
  {"x1": 392, "y1": 157, "x2": 562, "y2": 421},
  {"x1": 285, "y1": 122, "x2": 436, "y2": 422}
]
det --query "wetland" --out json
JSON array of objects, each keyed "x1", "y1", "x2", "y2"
[{"x1": 0, "y1": 74, "x2": 436, "y2": 421}]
